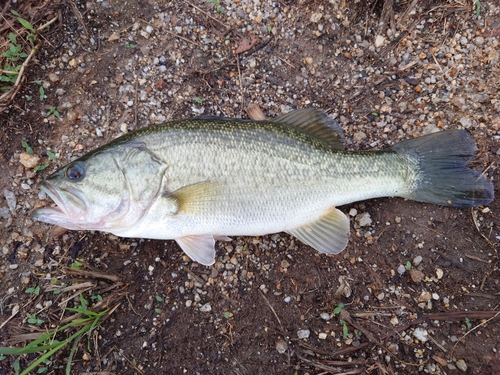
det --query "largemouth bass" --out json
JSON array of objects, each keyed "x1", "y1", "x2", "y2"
[{"x1": 33, "y1": 109, "x2": 494, "y2": 265}]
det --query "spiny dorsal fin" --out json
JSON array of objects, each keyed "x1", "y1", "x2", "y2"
[{"x1": 273, "y1": 109, "x2": 345, "y2": 150}]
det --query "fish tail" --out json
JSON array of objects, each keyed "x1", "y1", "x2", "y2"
[{"x1": 391, "y1": 130, "x2": 494, "y2": 208}]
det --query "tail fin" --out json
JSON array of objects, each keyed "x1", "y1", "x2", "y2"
[{"x1": 391, "y1": 130, "x2": 493, "y2": 208}]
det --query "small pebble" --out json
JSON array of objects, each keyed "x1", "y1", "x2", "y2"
[
  {"x1": 276, "y1": 340, "x2": 287, "y2": 354},
  {"x1": 349, "y1": 208, "x2": 358, "y2": 217},
  {"x1": 418, "y1": 291, "x2": 432, "y2": 302},
  {"x1": 410, "y1": 269, "x2": 424, "y2": 283},
  {"x1": 297, "y1": 329, "x2": 310, "y2": 339},
  {"x1": 4, "y1": 190, "x2": 16, "y2": 212},
  {"x1": 413, "y1": 327, "x2": 428, "y2": 342},
  {"x1": 20, "y1": 153, "x2": 41, "y2": 169},
  {"x1": 413, "y1": 255, "x2": 423, "y2": 267},
  {"x1": 436, "y1": 268, "x2": 444, "y2": 279},
  {"x1": 455, "y1": 359, "x2": 467, "y2": 372},
  {"x1": 397, "y1": 264, "x2": 406, "y2": 275},
  {"x1": 356, "y1": 212, "x2": 372, "y2": 227},
  {"x1": 320, "y1": 312, "x2": 330, "y2": 321},
  {"x1": 318, "y1": 332, "x2": 327, "y2": 340},
  {"x1": 200, "y1": 303, "x2": 212, "y2": 312}
]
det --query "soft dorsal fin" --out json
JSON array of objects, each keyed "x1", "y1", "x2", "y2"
[{"x1": 273, "y1": 109, "x2": 345, "y2": 150}]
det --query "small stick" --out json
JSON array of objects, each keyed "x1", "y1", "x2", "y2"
[
  {"x1": 236, "y1": 54, "x2": 244, "y2": 117},
  {"x1": 164, "y1": 29, "x2": 202, "y2": 47},
  {"x1": 259, "y1": 290, "x2": 284, "y2": 332},
  {"x1": 453, "y1": 310, "x2": 500, "y2": 351},
  {"x1": 278, "y1": 56, "x2": 296, "y2": 69},
  {"x1": 471, "y1": 207, "x2": 494, "y2": 247},
  {"x1": 186, "y1": 1, "x2": 229, "y2": 29}
]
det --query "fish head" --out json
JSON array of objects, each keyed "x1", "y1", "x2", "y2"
[{"x1": 33, "y1": 152, "x2": 134, "y2": 231}]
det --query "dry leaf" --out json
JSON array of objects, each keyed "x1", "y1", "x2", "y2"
[{"x1": 235, "y1": 35, "x2": 261, "y2": 54}]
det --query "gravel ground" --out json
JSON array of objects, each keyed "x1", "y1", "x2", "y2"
[{"x1": 1, "y1": 1, "x2": 499, "y2": 374}]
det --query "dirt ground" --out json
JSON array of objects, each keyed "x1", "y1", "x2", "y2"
[{"x1": 1, "y1": 0, "x2": 499, "y2": 374}]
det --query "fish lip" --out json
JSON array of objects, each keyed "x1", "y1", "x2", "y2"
[{"x1": 33, "y1": 180, "x2": 86, "y2": 224}]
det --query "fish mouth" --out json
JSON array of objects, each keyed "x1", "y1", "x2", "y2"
[{"x1": 32, "y1": 181, "x2": 88, "y2": 230}]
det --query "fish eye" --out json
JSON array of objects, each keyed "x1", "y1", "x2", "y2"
[{"x1": 65, "y1": 163, "x2": 85, "y2": 181}]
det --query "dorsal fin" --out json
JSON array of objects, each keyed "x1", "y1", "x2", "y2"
[{"x1": 272, "y1": 109, "x2": 345, "y2": 150}]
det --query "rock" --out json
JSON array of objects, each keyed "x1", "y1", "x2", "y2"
[
  {"x1": 280, "y1": 260, "x2": 290, "y2": 268},
  {"x1": 413, "y1": 327, "x2": 428, "y2": 342},
  {"x1": 67, "y1": 110, "x2": 79, "y2": 121},
  {"x1": 418, "y1": 291, "x2": 432, "y2": 302},
  {"x1": 374, "y1": 35, "x2": 385, "y2": 48},
  {"x1": 436, "y1": 268, "x2": 444, "y2": 279},
  {"x1": 48, "y1": 72, "x2": 59, "y2": 82},
  {"x1": 320, "y1": 312, "x2": 331, "y2": 321},
  {"x1": 356, "y1": 212, "x2": 372, "y2": 227},
  {"x1": 200, "y1": 303, "x2": 212, "y2": 312},
  {"x1": 276, "y1": 340, "x2": 287, "y2": 354},
  {"x1": 409, "y1": 269, "x2": 424, "y2": 283},
  {"x1": 0, "y1": 206, "x2": 10, "y2": 219},
  {"x1": 353, "y1": 132, "x2": 366, "y2": 142},
  {"x1": 297, "y1": 329, "x2": 310, "y2": 339},
  {"x1": 108, "y1": 32, "x2": 120, "y2": 42},
  {"x1": 455, "y1": 359, "x2": 467, "y2": 372},
  {"x1": 349, "y1": 208, "x2": 358, "y2": 217},
  {"x1": 412, "y1": 255, "x2": 423, "y2": 267},
  {"x1": 4, "y1": 190, "x2": 17, "y2": 212},
  {"x1": 20, "y1": 152, "x2": 41, "y2": 169},
  {"x1": 397, "y1": 264, "x2": 406, "y2": 275},
  {"x1": 310, "y1": 13, "x2": 322, "y2": 23},
  {"x1": 459, "y1": 116, "x2": 473, "y2": 128}
]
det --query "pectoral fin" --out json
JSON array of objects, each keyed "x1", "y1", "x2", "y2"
[
  {"x1": 164, "y1": 181, "x2": 224, "y2": 215},
  {"x1": 176, "y1": 234, "x2": 216, "y2": 265},
  {"x1": 287, "y1": 208, "x2": 350, "y2": 255}
]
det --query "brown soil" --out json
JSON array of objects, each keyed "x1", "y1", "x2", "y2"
[{"x1": 1, "y1": 1, "x2": 499, "y2": 374}]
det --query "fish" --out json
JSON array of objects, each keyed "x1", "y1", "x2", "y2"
[{"x1": 32, "y1": 109, "x2": 494, "y2": 265}]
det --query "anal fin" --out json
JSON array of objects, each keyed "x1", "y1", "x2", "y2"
[
  {"x1": 287, "y1": 208, "x2": 350, "y2": 255},
  {"x1": 176, "y1": 234, "x2": 216, "y2": 266}
]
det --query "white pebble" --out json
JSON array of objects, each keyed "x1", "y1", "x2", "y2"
[
  {"x1": 413, "y1": 327, "x2": 428, "y2": 342},
  {"x1": 276, "y1": 340, "x2": 287, "y2": 354},
  {"x1": 455, "y1": 359, "x2": 467, "y2": 372},
  {"x1": 356, "y1": 212, "x2": 372, "y2": 227},
  {"x1": 297, "y1": 329, "x2": 310, "y2": 339},
  {"x1": 318, "y1": 332, "x2": 327, "y2": 340},
  {"x1": 320, "y1": 312, "x2": 330, "y2": 321},
  {"x1": 413, "y1": 255, "x2": 423, "y2": 267},
  {"x1": 397, "y1": 264, "x2": 406, "y2": 275},
  {"x1": 349, "y1": 208, "x2": 357, "y2": 217},
  {"x1": 200, "y1": 303, "x2": 212, "y2": 312}
]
